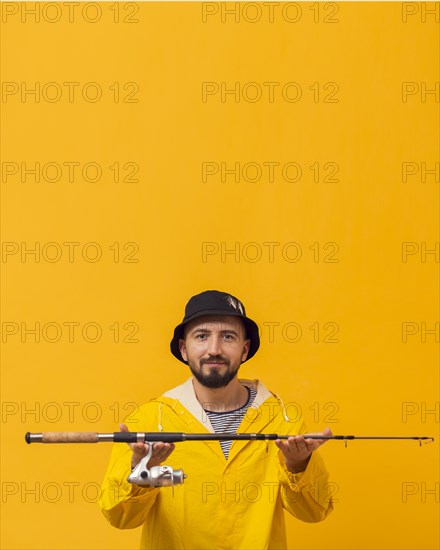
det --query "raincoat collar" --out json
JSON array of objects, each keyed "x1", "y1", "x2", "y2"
[
  {"x1": 157, "y1": 377, "x2": 294, "y2": 464},
  {"x1": 161, "y1": 376, "x2": 275, "y2": 433}
]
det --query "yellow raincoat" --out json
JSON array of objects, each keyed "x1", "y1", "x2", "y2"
[{"x1": 98, "y1": 378, "x2": 334, "y2": 549}]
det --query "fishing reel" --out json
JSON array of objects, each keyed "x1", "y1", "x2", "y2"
[{"x1": 127, "y1": 442, "x2": 186, "y2": 487}]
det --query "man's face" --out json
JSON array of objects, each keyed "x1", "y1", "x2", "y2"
[{"x1": 178, "y1": 315, "x2": 250, "y2": 389}]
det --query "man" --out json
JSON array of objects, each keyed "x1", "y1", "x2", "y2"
[{"x1": 98, "y1": 290, "x2": 334, "y2": 549}]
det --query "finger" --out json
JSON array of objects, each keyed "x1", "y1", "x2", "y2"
[
  {"x1": 151, "y1": 442, "x2": 166, "y2": 454},
  {"x1": 119, "y1": 423, "x2": 141, "y2": 454},
  {"x1": 149, "y1": 442, "x2": 164, "y2": 456},
  {"x1": 148, "y1": 443, "x2": 175, "y2": 467},
  {"x1": 277, "y1": 437, "x2": 299, "y2": 451},
  {"x1": 300, "y1": 435, "x2": 322, "y2": 451},
  {"x1": 159, "y1": 442, "x2": 174, "y2": 453},
  {"x1": 133, "y1": 442, "x2": 148, "y2": 454},
  {"x1": 293, "y1": 436, "x2": 311, "y2": 453},
  {"x1": 277, "y1": 438, "x2": 298, "y2": 455},
  {"x1": 131, "y1": 443, "x2": 150, "y2": 468},
  {"x1": 311, "y1": 427, "x2": 333, "y2": 446},
  {"x1": 275, "y1": 439, "x2": 288, "y2": 452},
  {"x1": 288, "y1": 436, "x2": 305, "y2": 452},
  {"x1": 153, "y1": 442, "x2": 174, "y2": 458}
]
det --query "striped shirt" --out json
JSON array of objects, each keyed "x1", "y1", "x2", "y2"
[{"x1": 204, "y1": 386, "x2": 257, "y2": 459}]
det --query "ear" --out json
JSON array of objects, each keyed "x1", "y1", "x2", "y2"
[
  {"x1": 179, "y1": 338, "x2": 188, "y2": 361},
  {"x1": 241, "y1": 338, "x2": 250, "y2": 362}
]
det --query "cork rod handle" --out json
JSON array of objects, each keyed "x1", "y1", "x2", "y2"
[{"x1": 25, "y1": 432, "x2": 99, "y2": 443}]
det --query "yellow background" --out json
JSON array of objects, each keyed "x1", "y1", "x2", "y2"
[{"x1": 1, "y1": 2, "x2": 439, "y2": 549}]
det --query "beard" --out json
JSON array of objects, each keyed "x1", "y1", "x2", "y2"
[{"x1": 188, "y1": 356, "x2": 241, "y2": 389}]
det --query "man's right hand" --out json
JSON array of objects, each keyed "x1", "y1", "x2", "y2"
[{"x1": 119, "y1": 423, "x2": 176, "y2": 469}]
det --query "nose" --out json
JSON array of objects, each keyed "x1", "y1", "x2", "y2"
[{"x1": 207, "y1": 334, "x2": 222, "y2": 356}]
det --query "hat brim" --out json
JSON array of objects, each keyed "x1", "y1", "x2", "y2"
[{"x1": 170, "y1": 310, "x2": 260, "y2": 364}]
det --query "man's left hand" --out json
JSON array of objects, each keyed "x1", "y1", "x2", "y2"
[{"x1": 275, "y1": 427, "x2": 333, "y2": 473}]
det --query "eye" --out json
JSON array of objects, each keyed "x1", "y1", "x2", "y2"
[
  {"x1": 195, "y1": 333, "x2": 208, "y2": 341},
  {"x1": 223, "y1": 334, "x2": 235, "y2": 341}
]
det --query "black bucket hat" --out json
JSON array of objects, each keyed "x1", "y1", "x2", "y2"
[{"x1": 170, "y1": 290, "x2": 260, "y2": 363}]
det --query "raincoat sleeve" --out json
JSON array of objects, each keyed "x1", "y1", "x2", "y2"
[
  {"x1": 98, "y1": 435, "x2": 160, "y2": 529},
  {"x1": 277, "y1": 422, "x2": 334, "y2": 523}
]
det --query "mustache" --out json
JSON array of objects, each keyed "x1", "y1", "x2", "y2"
[{"x1": 200, "y1": 356, "x2": 230, "y2": 366}]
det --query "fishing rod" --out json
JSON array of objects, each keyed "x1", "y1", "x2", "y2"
[
  {"x1": 25, "y1": 431, "x2": 434, "y2": 488},
  {"x1": 25, "y1": 431, "x2": 435, "y2": 444}
]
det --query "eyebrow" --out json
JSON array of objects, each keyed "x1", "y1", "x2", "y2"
[{"x1": 190, "y1": 328, "x2": 240, "y2": 336}]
